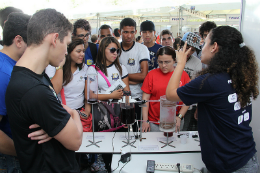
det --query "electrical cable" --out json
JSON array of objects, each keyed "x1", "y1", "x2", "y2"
[
  {"x1": 111, "y1": 160, "x2": 120, "y2": 172},
  {"x1": 194, "y1": 168, "x2": 202, "y2": 173},
  {"x1": 119, "y1": 161, "x2": 130, "y2": 173},
  {"x1": 177, "y1": 163, "x2": 180, "y2": 173}
]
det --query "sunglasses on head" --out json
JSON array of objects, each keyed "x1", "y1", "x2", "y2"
[{"x1": 108, "y1": 47, "x2": 120, "y2": 54}]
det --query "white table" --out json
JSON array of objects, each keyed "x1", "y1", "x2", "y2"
[
  {"x1": 77, "y1": 131, "x2": 201, "y2": 154},
  {"x1": 111, "y1": 153, "x2": 205, "y2": 173}
]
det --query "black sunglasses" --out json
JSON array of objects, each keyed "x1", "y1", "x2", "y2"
[{"x1": 108, "y1": 47, "x2": 120, "y2": 54}]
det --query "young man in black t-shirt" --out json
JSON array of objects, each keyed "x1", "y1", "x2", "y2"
[{"x1": 5, "y1": 9, "x2": 83, "y2": 173}]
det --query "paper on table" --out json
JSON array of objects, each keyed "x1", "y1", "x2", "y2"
[
  {"x1": 119, "y1": 135, "x2": 135, "y2": 140},
  {"x1": 138, "y1": 145, "x2": 159, "y2": 151},
  {"x1": 86, "y1": 135, "x2": 105, "y2": 140}
]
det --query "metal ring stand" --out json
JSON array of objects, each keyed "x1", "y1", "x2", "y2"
[
  {"x1": 86, "y1": 103, "x2": 102, "y2": 148},
  {"x1": 122, "y1": 124, "x2": 136, "y2": 148},
  {"x1": 159, "y1": 132, "x2": 175, "y2": 148}
]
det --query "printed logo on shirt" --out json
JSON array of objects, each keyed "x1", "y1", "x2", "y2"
[
  {"x1": 49, "y1": 85, "x2": 59, "y2": 101},
  {"x1": 150, "y1": 51, "x2": 155, "y2": 56},
  {"x1": 244, "y1": 112, "x2": 249, "y2": 121},
  {"x1": 234, "y1": 102, "x2": 241, "y2": 111},
  {"x1": 238, "y1": 115, "x2": 243, "y2": 124},
  {"x1": 149, "y1": 56, "x2": 157, "y2": 70},
  {"x1": 127, "y1": 58, "x2": 135, "y2": 66},
  {"x1": 228, "y1": 80, "x2": 232, "y2": 84},
  {"x1": 77, "y1": 76, "x2": 84, "y2": 82},
  {"x1": 228, "y1": 93, "x2": 237, "y2": 103},
  {"x1": 87, "y1": 59, "x2": 93, "y2": 65},
  {"x1": 111, "y1": 73, "x2": 119, "y2": 81}
]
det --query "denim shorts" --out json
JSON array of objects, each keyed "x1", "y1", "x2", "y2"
[
  {"x1": 0, "y1": 153, "x2": 22, "y2": 173},
  {"x1": 232, "y1": 153, "x2": 259, "y2": 173}
]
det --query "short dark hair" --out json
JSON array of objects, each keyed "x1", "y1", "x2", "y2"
[
  {"x1": 199, "y1": 21, "x2": 217, "y2": 38},
  {"x1": 99, "y1": 24, "x2": 112, "y2": 34},
  {"x1": 27, "y1": 9, "x2": 72, "y2": 46},
  {"x1": 160, "y1": 29, "x2": 173, "y2": 39},
  {"x1": 140, "y1": 20, "x2": 155, "y2": 31},
  {"x1": 114, "y1": 28, "x2": 120, "y2": 37},
  {"x1": 3, "y1": 12, "x2": 30, "y2": 46},
  {"x1": 173, "y1": 38, "x2": 184, "y2": 50},
  {"x1": 91, "y1": 34, "x2": 98, "y2": 43},
  {"x1": 120, "y1": 18, "x2": 136, "y2": 30},
  {"x1": 0, "y1": 6, "x2": 23, "y2": 29},
  {"x1": 73, "y1": 19, "x2": 91, "y2": 36},
  {"x1": 156, "y1": 46, "x2": 176, "y2": 61},
  {"x1": 136, "y1": 36, "x2": 142, "y2": 42}
]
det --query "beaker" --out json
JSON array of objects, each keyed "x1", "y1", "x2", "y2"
[
  {"x1": 159, "y1": 95, "x2": 176, "y2": 132},
  {"x1": 120, "y1": 98, "x2": 135, "y2": 125}
]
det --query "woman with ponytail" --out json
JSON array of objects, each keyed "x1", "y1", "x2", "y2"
[{"x1": 166, "y1": 26, "x2": 259, "y2": 173}]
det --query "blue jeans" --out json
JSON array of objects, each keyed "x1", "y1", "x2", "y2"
[
  {"x1": 0, "y1": 153, "x2": 22, "y2": 173},
  {"x1": 232, "y1": 153, "x2": 259, "y2": 173}
]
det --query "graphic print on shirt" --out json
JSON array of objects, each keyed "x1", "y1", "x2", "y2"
[
  {"x1": 148, "y1": 51, "x2": 157, "y2": 70},
  {"x1": 234, "y1": 102, "x2": 241, "y2": 111},
  {"x1": 111, "y1": 73, "x2": 119, "y2": 81},
  {"x1": 228, "y1": 93, "x2": 237, "y2": 103},
  {"x1": 49, "y1": 85, "x2": 59, "y2": 101},
  {"x1": 127, "y1": 58, "x2": 135, "y2": 66}
]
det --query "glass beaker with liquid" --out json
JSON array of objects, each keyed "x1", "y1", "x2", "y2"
[
  {"x1": 120, "y1": 101, "x2": 135, "y2": 125},
  {"x1": 159, "y1": 95, "x2": 176, "y2": 132}
]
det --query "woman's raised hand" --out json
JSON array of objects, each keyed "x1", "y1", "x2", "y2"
[{"x1": 176, "y1": 41, "x2": 191, "y2": 65}]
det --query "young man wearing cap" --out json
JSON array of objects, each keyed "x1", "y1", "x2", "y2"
[
  {"x1": 180, "y1": 32, "x2": 202, "y2": 131},
  {"x1": 140, "y1": 20, "x2": 162, "y2": 71},
  {"x1": 160, "y1": 29, "x2": 175, "y2": 47},
  {"x1": 5, "y1": 9, "x2": 82, "y2": 172}
]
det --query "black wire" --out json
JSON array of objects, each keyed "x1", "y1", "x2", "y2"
[
  {"x1": 111, "y1": 160, "x2": 120, "y2": 172},
  {"x1": 177, "y1": 163, "x2": 180, "y2": 173},
  {"x1": 119, "y1": 161, "x2": 130, "y2": 173}
]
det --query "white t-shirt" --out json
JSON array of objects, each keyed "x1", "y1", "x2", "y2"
[
  {"x1": 184, "y1": 55, "x2": 202, "y2": 79},
  {"x1": 45, "y1": 64, "x2": 88, "y2": 109},
  {"x1": 119, "y1": 42, "x2": 149, "y2": 99},
  {"x1": 87, "y1": 64, "x2": 128, "y2": 94},
  {"x1": 60, "y1": 65, "x2": 88, "y2": 109},
  {"x1": 45, "y1": 65, "x2": 56, "y2": 79}
]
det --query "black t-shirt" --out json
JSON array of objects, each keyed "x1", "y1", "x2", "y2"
[
  {"x1": 5, "y1": 66, "x2": 79, "y2": 173},
  {"x1": 177, "y1": 73, "x2": 256, "y2": 173}
]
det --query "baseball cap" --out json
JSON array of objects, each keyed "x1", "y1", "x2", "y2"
[
  {"x1": 182, "y1": 32, "x2": 201, "y2": 50},
  {"x1": 140, "y1": 20, "x2": 155, "y2": 31}
]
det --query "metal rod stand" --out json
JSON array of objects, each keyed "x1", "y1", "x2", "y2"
[
  {"x1": 159, "y1": 132, "x2": 175, "y2": 148},
  {"x1": 86, "y1": 103, "x2": 102, "y2": 148},
  {"x1": 122, "y1": 125, "x2": 136, "y2": 148}
]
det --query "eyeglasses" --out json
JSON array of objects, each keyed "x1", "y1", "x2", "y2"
[
  {"x1": 157, "y1": 60, "x2": 173, "y2": 65},
  {"x1": 108, "y1": 47, "x2": 120, "y2": 54},
  {"x1": 162, "y1": 37, "x2": 173, "y2": 41},
  {"x1": 77, "y1": 33, "x2": 90, "y2": 38}
]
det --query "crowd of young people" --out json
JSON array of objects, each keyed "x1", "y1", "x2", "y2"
[{"x1": 0, "y1": 6, "x2": 259, "y2": 173}]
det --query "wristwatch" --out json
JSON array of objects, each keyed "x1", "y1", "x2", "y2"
[
  {"x1": 177, "y1": 113, "x2": 184, "y2": 120},
  {"x1": 56, "y1": 66, "x2": 63, "y2": 70}
]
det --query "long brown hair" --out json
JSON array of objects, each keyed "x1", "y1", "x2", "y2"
[
  {"x1": 63, "y1": 37, "x2": 85, "y2": 86},
  {"x1": 198, "y1": 26, "x2": 259, "y2": 107},
  {"x1": 95, "y1": 36, "x2": 122, "y2": 76}
]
